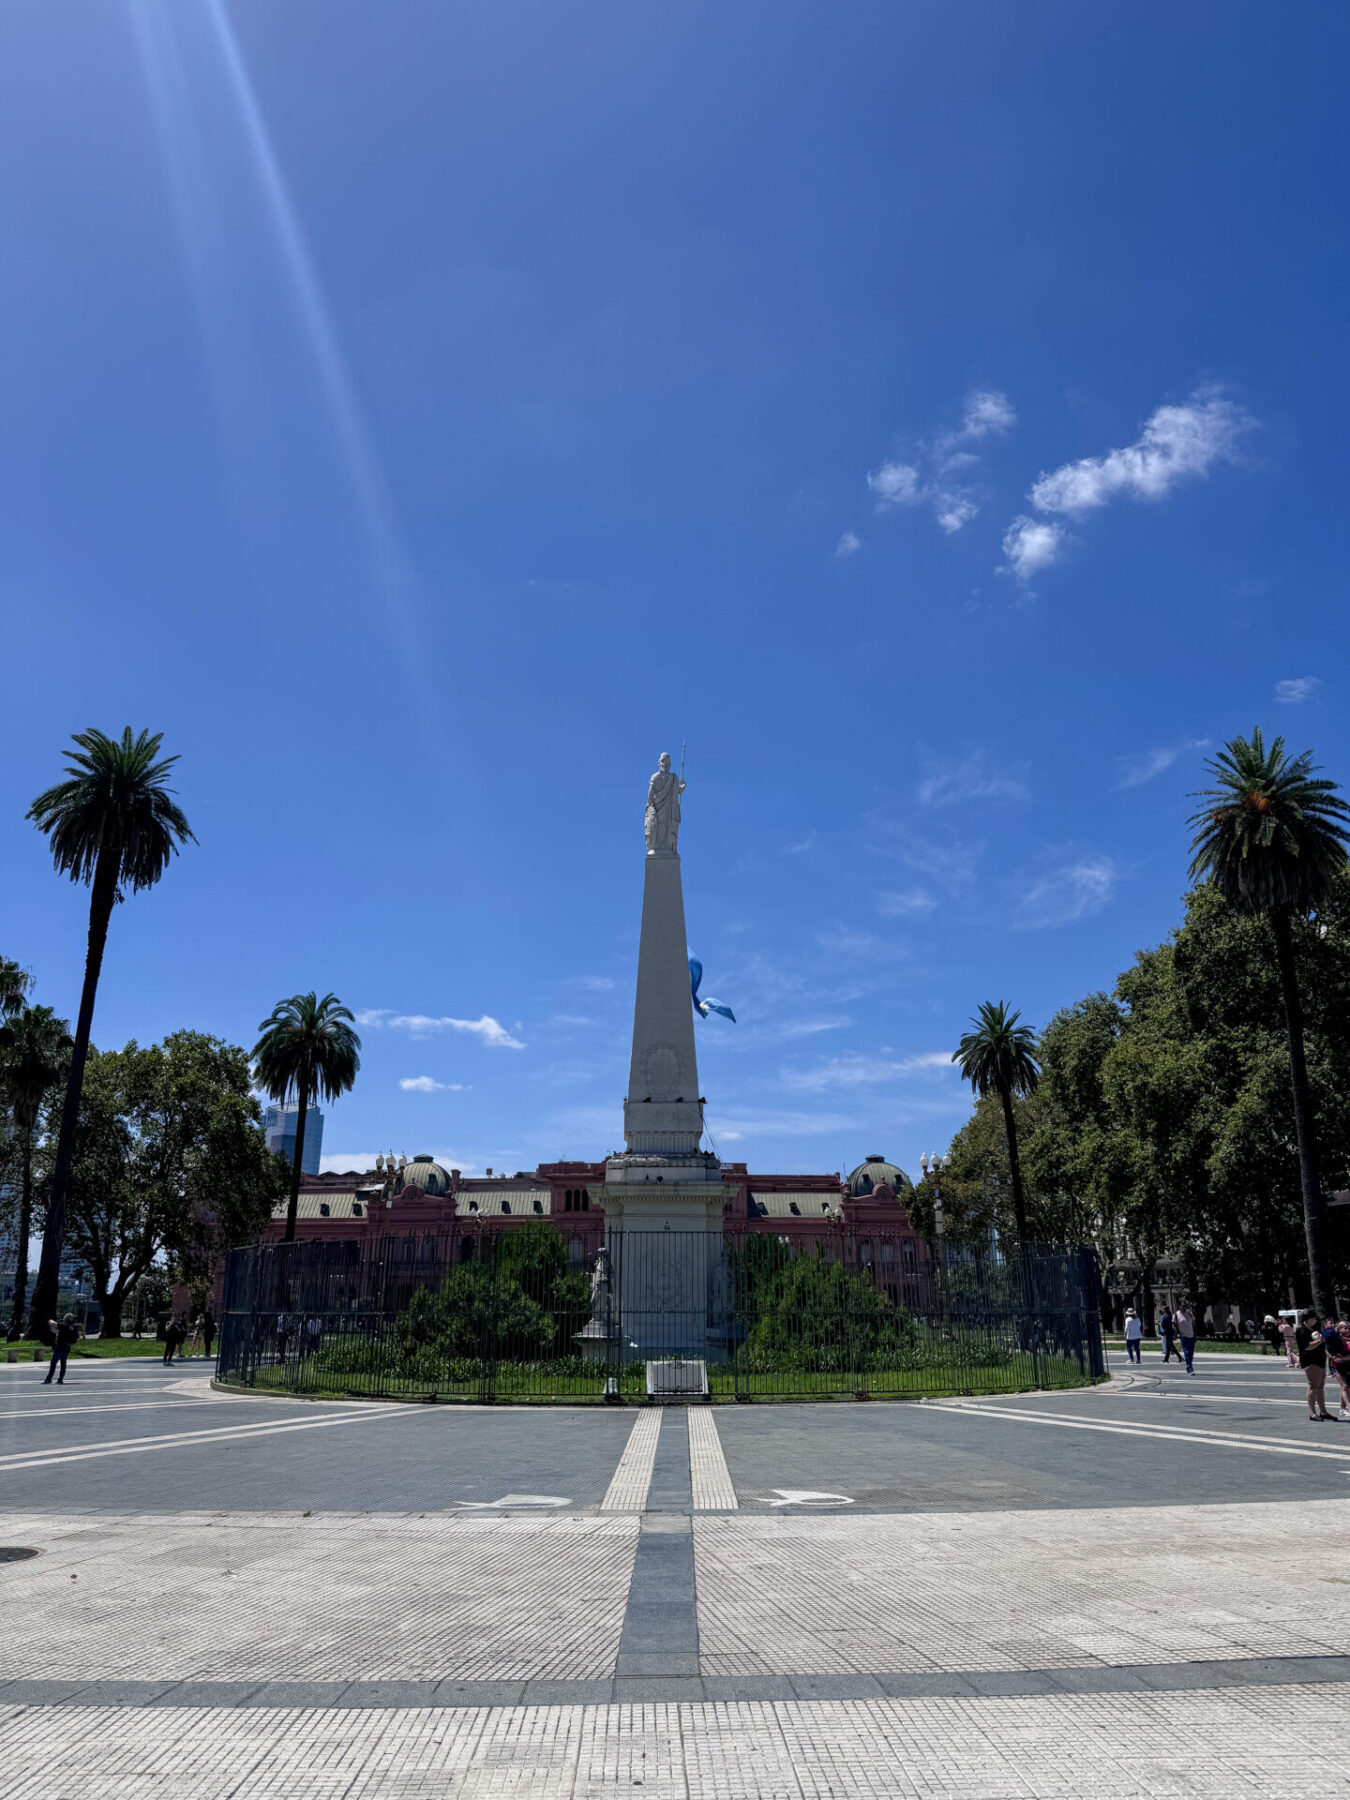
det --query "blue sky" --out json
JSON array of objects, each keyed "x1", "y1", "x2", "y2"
[{"x1": 2, "y1": 2, "x2": 1347, "y2": 1184}]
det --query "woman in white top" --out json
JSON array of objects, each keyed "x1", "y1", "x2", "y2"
[{"x1": 1123, "y1": 1308, "x2": 1143, "y2": 1364}]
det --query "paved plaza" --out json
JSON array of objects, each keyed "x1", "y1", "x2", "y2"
[{"x1": 0, "y1": 1350, "x2": 1346, "y2": 1796}]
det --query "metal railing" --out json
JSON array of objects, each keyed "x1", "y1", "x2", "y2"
[{"x1": 217, "y1": 1224, "x2": 1104, "y2": 1403}]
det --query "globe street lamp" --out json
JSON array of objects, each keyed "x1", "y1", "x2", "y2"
[{"x1": 919, "y1": 1152, "x2": 951, "y2": 1338}]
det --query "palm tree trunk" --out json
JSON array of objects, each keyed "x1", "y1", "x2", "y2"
[
  {"x1": 283, "y1": 1087, "x2": 309, "y2": 1244},
  {"x1": 8, "y1": 1131, "x2": 33, "y2": 1341},
  {"x1": 997, "y1": 1083, "x2": 1030, "y2": 1242},
  {"x1": 997, "y1": 1081, "x2": 1041, "y2": 1384},
  {"x1": 28, "y1": 848, "x2": 118, "y2": 1339},
  {"x1": 1269, "y1": 908, "x2": 1334, "y2": 1318}
]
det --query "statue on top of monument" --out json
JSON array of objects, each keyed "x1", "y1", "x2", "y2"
[{"x1": 644, "y1": 751, "x2": 686, "y2": 852}]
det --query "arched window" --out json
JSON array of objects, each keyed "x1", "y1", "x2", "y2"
[
  {"x1": 581, "y1": 1190, "x2": 590, "y2": 1212},
  {"x1": 501, "y1": 1200, "x2": 511, "y2": 1215},
  {"x1": 568, "y1": 1236, "x2": 583, "y2": 1266}
]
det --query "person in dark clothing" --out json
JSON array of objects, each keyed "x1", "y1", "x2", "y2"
[
  {"x1": 1159, "y1": 1307, "x2": 1182, "y2": 1364},
  {"x1": 161, "y1": 1318, "x2": 184, "y2": 1366},
  {"x1": 1295, "y1": 1309, "x2": 1334, "y2": 1421},
  {"x1": 43, "y1": 1314, "x2": 80, "y2": 1385},
  {"x1": 201, "y1": 1311, "x2": 216, "y2": 1360}
]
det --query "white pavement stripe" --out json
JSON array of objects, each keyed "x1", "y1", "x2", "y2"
[
  {"x1": 0, "y1": 1399, "x2": 251, "y2": 1424},
  {"x1": 601, "y1": 1408, "x2": 662, "y2": 1511},
  {"x1": 0, "y1": 1406, "x2": 417, "y2": 1472},
  {"x1": 688, "y1": 1407, "x2": 737, "y2": 1510},
  {"x1": 926, "y1": 1402, "x2": 1350, "y2": 1463}
]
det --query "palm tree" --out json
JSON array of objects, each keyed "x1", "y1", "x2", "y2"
[
  {"x1": 0, "y1": 1006, "x2": 73, "y2": 1339},
  {"x1": 252, "y1": 993, "x2": 361, "y2": 1242},
  {"x1": 952, "y1": 1001, "x2": 1041, "y2": 1244},
  {"x1": 25, "y1": 729, "x2": 194, "y2": 1335},
  {"x1": 0, "y1": 958, "x2": 30, "y2": 1019},
  {"x1": 1188, "y1": 728, "x2": 1350, "y2": 1319}
]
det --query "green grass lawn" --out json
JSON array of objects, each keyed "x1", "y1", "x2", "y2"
[
  {"x1": 1103, "y1": 1337, "x2": 1271, "y2": 1356},
  {"x1": 4, "y1": 1336, "x2": 171, "y2": 1360},
  {"x1": 231, "y1": 1349, "x2": 1098, "y2": 1405}
]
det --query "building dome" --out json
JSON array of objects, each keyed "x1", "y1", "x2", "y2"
[
  {"x1": 846, "y1": 1153, "x2": 912, "y2": 1197},
  {"x1": 400, "y1": 1155, "x2": 452, "y2": 1197}
]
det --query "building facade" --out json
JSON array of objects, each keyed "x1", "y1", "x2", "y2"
[{"x1": 262, "y1": 1105, "x2": 324, "y2": 1177}]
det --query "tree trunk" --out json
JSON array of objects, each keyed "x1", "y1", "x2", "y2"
[
  {"x1": 99, "y1": 1291, "x2": 124, "y2": 1339},
  {"x1": 1269, "y1": 909, "x2": 1334, "y2": 1319},
  {"x1": 7, "y1": 1130, "x2": 33, "y2": 1341},
  {"x1": 283, "y1": 1084, "x2": 310, "y2": 1244},
  {"x1": 997, "y1": 1083, "x2": 1030, "y2": 1242},
  {"x1": 28, "y1": 848, "x2": 118, "y2": 1340}
]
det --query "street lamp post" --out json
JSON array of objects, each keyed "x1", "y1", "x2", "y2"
[{"x1": 920, "y1": 1152, "x2": 952, "y2": 1338}]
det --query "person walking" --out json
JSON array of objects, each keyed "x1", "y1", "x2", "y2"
[
  {"x1": 161, "y1": 1317, "x2": 183, "y2": 1367},
  {"x1": 1124, "y1": 1307, "x2": 1143, "y2": 1364},
  {"x1": 1174, "y1": 1303, "x2": 1197, "y2": 1374},
  {"x1": 1159, "y1": 1306, "x2": 1182, "y2": 1365},
  {"x1": 201, "y1": 1310, "x2": 216, "y2": 1361},
  {"x1": 1295, "y1": 1309, "x2": 1335, "y2": 1421},
  {"x1": 43, "y1": 1313, "x2": 81, "y2": 1385},
  {"x1": 1324, "y1": 1318, "x2": 1350, "y2": 1419},
  {"x1": 186, "y1": 1313, "x2": 205, "y2": 1359},
  {"x1": 1262, "y1": 1314, "x2": 1281, "y2": 1354},
  {"x1": 1279, "y1": 1314, "x2": 1299, "y2": 1369}
]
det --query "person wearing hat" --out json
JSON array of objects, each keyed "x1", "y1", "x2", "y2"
[
  {"x1": 1123, "y1": 1307, "x2": 1143, "y2": 1364},
  {"x1": 43, "y1": 1314, "x2": 81, "y2": 1386}
]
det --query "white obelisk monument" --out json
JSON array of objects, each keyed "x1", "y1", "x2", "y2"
[{"x1": 604, "y1": 753, "x2": 726, "y2": 1354}]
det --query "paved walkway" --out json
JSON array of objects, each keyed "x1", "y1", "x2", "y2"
[{"x1": 0, "y1": 1351, "x2": 1345, "y2": 1795}]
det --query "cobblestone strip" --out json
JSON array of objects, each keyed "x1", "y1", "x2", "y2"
[
  {"x1": 688, "y1": 1408, "x2": 736, "y2": 1511},
  {"x1": 2, "y1": 1655, "x2": 1349, "y2": 1709},
  {"x1": 1, "y1": 1687, "x2": 1347, "y2": 1797},
  {"x1": 602, "y1": 1408, "x2": 663, "y2": 1512}
]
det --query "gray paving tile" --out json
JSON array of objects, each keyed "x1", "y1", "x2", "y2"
[
  {"x1": 875, "y1": 1671, "x2": 975, "y2": 1697},
  {"x1": 245, "y1": 1680, "x2": 355, "y2": 1708},
  {"x1": 519, "y1": 1679, "x2": 614, "y2": 1706},
  {"x1": 430, "y1": 1679, "x2": 526, "y2": 1707},
  {"x1": 612, "y1": 1676, "x2": 707, "y2": 1703},
  {"x1": 615, "y1": 1653, "x2": 700, "y2": 1676},
  {"x1": 338, "y1": 1681, "x2": 441, "y2": 1708},
  {"x1": 789, "y1": 1672, "x2": 885, "y2": 1700},
  {"x1": 701, "y1": 1674, "x2": 797, "y2": 1702}
]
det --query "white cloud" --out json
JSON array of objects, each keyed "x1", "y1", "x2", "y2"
[
  {"x1": 867, "y1": 388, "x2": 1016, "y2": 537},
  {"x1": 917, "y1": 751, "x2": 1030, "y2": 809},
  {"x1": 399, "y1": 1076, "x2": 467, "y2": 1093},
  {"x1": 1114, "y1": 737, "x2": 1210, "y2": 790},
  {"x1": 1017, "y1": 857, "x2": 1117, "y2": 929},
  {"x1": 866, "y1": 460, "x2": 921, "y2": 509},
  {"x1": 876, "y1": 888, "x2": 937, "y2": 917},
  {"x1": 568, "y1": 976, "x2": 615, "y2": 992},
  {"x1": 934, "y1": 494, "x2": 979, "y2": 534},
  {"x1": 1275, "y1": 677, "x2": 1320, "y2": 704},
  {"x1": 784, "y1": 831, "x2": 818, "y2": 855},
  {"x1": 319, "y1": 1153, "x2": 380, "y2": 1174},
  {"x1": 1029, "y1": 390, "x2": 1250, "y2": 519},
  {"x1": 960, "y1": 389, "x2": 1017, "y2": 440},
  {"x1": 783, "y1": 1051, "x2": 955, "y2": 1092},
  {"x1": 357, "y1": 1010, "x2": 525, "y2": 1050},
  {"x1": 835, "y1": 531, "x2": 862, "y2": 558},
  {"x1": 1001, "y1": 515, "x2": 1065, "y2": 581},
  {"x1": 815, "y1": 926, "x2": 908, "y2": 959}
]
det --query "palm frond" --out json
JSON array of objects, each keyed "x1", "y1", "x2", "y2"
[
  {"x1": 27, "y1": 727, "x2": 195, "y2": 892},
  {"x1": 952, "y1": 999, "x2": 1041, "y2": 1098},
  {"x1": 1188, "y1": 727, "x2": 1350, "y2": 916}
]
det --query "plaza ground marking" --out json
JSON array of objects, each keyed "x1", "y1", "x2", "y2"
[
  {"x1": 455, "y1": 1495, "x2": 571, "y2": 1509},
  {"x1": 925, "y1": 1402, "x2": 1350, "y2": 1464},
  {"x1": 688, "y1": 1407, "x2": 737, "y2": 1510},
  {"x1": 601, "y1": 1407, "x2": 662, "y2": 1511},
  {"x1": 760, "y1": 1489, "x2": 855, "y2": 1507},
  {"x1": 0, "y1": 1405, "x2": 419, "y2": 1471},
  {"x1": 0, "y1": 1399, "x2": 254, "y2": 1424}
]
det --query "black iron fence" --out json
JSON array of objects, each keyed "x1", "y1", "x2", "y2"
[{"x1": 217, "y1": 1224, "x2": 1104, "y2": 1403}]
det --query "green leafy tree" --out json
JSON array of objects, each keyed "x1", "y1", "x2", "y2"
[
  {"x1": 0, "y1": 958, "x2": 31, "y2": 1020},
  {"x1": 953, "y1": 1002, "x2": 1041, "y2": 1243},
  {"x1": 251, "y1": 993, "x2": 361, "y2": 1242},
  {"x1": 26, "y1": 729, "x2": 194, "y2": 1335},
  {"x1": 0, "y1": 1005, "x2": 72, "y2": 1338},
  {"x1": 1188, "y1": 729, "x2": 1350, "y2": 1318},
  {"x1": 67, "y1": 1033, "x2": 287, "y2": 1336},
  {"x1": 744, "y1": 1251, "x2": 918, "y2": 1374}
]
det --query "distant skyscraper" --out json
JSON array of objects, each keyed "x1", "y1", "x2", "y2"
[{"x1": 262, "y1": 1104, "x2": 324, "y2": 1176}]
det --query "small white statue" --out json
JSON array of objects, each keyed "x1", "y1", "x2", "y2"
[{"x1": 644, "y1": 752, "x2": 686, "y2": 852}]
